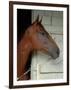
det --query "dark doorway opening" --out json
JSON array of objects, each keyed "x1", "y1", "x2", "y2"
[{"x1": 17, "y1": 9, "x2": 32, "y2": 43}]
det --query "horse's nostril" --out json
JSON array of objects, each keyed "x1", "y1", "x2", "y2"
[{"x1": 56, "y1": 48, "x2": 60, "y2": 55}]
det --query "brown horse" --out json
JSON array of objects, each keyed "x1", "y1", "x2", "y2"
[{"x1": 17, "y1": 16, "x2": 60, "y2": 80}]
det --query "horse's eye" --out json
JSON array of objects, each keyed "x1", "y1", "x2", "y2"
[{"x1": 41, "y1": 32, "x2": 45, "y2": 35}]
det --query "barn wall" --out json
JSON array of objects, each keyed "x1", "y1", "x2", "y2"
[{"x1": 31, "y1": 10, "x2": 63, "y2": 80}]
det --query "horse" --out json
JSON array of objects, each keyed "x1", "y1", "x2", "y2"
[{"x1": 17, "y1": 16, "x2": 60, "y2": 80}]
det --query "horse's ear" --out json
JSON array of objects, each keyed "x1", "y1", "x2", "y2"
[
  {"x1": 36, "y1": 15, "x2": 39, "y2": 22},
  {"x1": 39, "y1": 16, "x2": 43, "y2": 23}
]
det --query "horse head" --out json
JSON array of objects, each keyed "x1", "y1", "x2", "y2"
[{"x1": 25, "y1": 16, "x2": 60, "y2": 59}]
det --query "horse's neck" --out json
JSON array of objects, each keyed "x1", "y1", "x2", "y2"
[{"x1": 17, "y1": 36, "x2": 32, "y2": 78}]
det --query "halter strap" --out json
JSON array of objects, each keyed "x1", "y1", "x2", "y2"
[{"x1": 17, "y1": 67, "x2": 31, "y2": 81}]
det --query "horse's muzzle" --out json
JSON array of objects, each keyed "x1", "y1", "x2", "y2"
[{"x1": 52, "y1": 48, "x2": 60, "y2": 59}]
